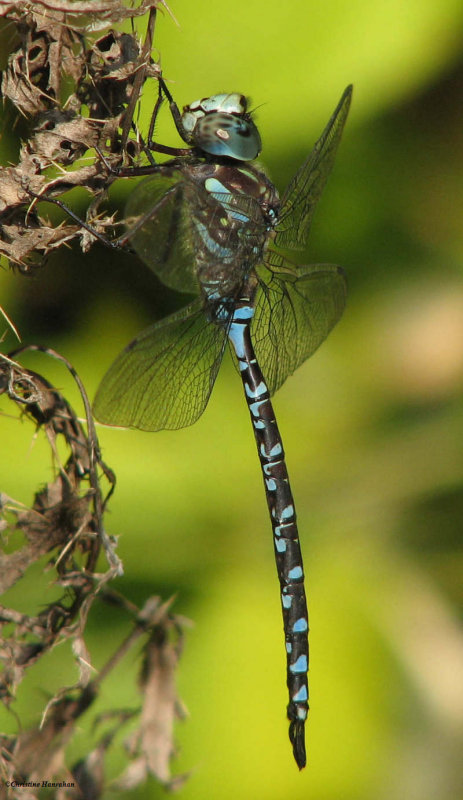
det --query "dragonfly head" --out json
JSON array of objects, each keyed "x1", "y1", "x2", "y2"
[{"x1": 181, "y1": 93, "x2": 261, "y2": 161}]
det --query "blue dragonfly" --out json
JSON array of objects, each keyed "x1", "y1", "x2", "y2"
[{"x1": 94, "y1": 81, "x2": 352, "y2": 768}]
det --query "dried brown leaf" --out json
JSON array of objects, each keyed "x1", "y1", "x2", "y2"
[
  {"x1": 0, "y1": 3, "x2": 188, "y2": 792},
  {"x1": 0, "y1": 220, "x2": 78, "y2": 266}
]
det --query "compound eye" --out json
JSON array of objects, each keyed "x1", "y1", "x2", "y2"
[{"x1": 194, "y1": 112, "x2": 261, "y2": 161}]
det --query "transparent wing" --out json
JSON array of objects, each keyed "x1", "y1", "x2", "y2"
[
  {"x1": 274, "y1": 85, "x2": 352, "y2": 252},
  {"x1": 93, "y1": 300, "x2": 227, "y2": 431},
  {"x1": 125, "y1": 174, "x2": 266, "y2": 294},
  {"x1": 251, "y1": 253, "x2": 347, "y2": 396},
  {"x1": 125, "y1": 171, "x2": 200, "y2": 294}
]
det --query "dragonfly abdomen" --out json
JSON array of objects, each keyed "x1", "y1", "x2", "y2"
[{"x1": 228, "y1": 300, "x2": 309, "y2": 769}]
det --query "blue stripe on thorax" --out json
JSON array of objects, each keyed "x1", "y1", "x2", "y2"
[
  {"x1": 193, "y1": 219, "x2": 234, "y2": 261},
  {"x1": 205, "y1": 177, "x2": 253, "y2": 224}
]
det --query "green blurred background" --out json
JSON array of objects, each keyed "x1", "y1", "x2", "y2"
[{"x1": 1, "y1": 0, "x2": 463, "y2": 797}]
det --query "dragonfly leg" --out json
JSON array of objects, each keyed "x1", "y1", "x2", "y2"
[
  {"x1": 147, "y1": 77, "x2": 166, "y2": 149},
  {"x1": 145, "y1": 77, "x2": 195, "y2": 158},
  {"x1": 25, "y1": 188, "x2": 126, "y2": 251},
  {"x1": 24, "y1": 158, "x2": 183, "y2": 253}
]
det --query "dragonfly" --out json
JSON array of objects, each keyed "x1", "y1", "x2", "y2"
[{"x1": 93, "y1": 81, "x2": 352, "y2": 768}]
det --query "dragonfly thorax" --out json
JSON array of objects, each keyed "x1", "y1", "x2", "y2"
[{"x1": 181, "y1": 93, "x2": 261, "y2": 161}]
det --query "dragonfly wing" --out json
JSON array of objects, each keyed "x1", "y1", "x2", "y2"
[
  {"x1": 274, "y1": 85, "x2": 352, "y2": 252},
  {"x1": 125, "y1": 172, "x2": 200, "y2": 294},
  {"x1": 251, "y1": 254, "x2": 347, "y2": 396},
  {"x1": 93, "y1": 300, "x2": 227, "y2": 431},
  {"x1": 126, "y1": 176, "x2": 266, "y2": 294}
]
